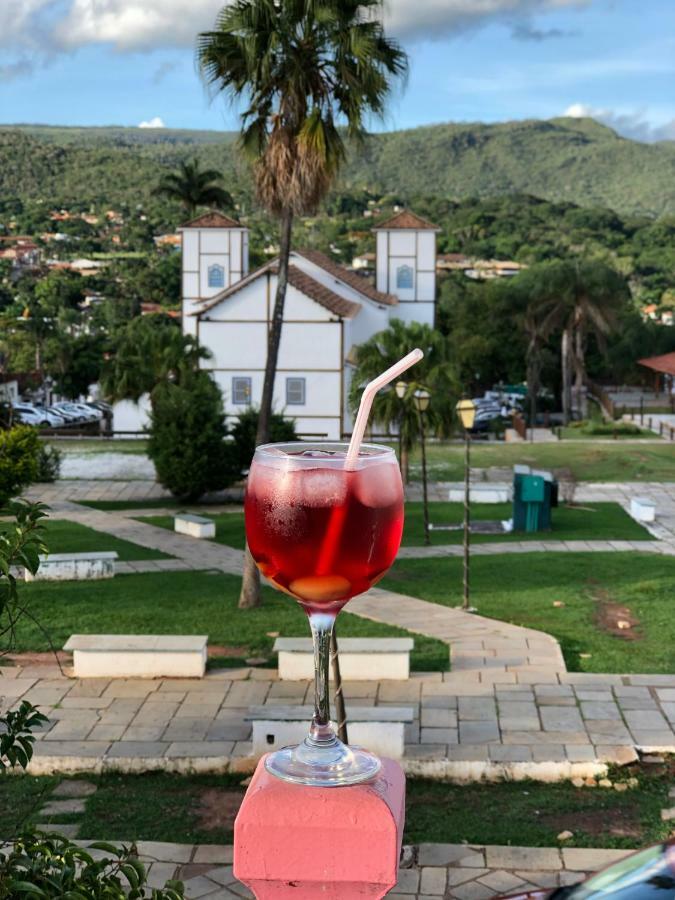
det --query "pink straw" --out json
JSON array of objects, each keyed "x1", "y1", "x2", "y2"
[{"x1": 345, "y1": 348, "x2": 424, "y2": 468}]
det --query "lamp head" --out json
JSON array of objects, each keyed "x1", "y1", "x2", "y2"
[
  {"x1": 413, "y1": 389, "x2": 431, "y2": 413},
  {"x1": 395, "y1": 380, "x2": 407, "y2": 400},
  {"x1": 456, "y1": 397, "x2": 476, "y2": 430}
]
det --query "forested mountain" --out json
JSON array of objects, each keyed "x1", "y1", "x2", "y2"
[{"x1": 2, "y1": 117, "x2": 674, "y2": 218}]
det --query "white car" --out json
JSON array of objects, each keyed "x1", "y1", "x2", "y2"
[
  {"x1": 12, "y1": 404, "x2": 51, "y2": 427},
  {"x1": 51, "y1": 402, "x2": 97, "y2": 423},
  {"x1": 33, "y1": 406, "x2": 70, "y2": 427}
]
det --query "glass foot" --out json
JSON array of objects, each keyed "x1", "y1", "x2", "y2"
[{"x1": 265, "y1": 735, "x2": 381, "y2": 787}]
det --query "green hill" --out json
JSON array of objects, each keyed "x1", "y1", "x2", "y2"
[{"x1": 2, "y1": 117, "x2": 675, "y2": 217}]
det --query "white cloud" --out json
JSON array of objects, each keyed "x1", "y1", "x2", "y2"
[
  {"x1": 0, "y1": 0, "x2": 592, "y2": 56},
  {"x1": 564, "y1": 103, "x2": 675, "y2": 143},
  {"x1": 138, "y1": 116, "x2": 166, "y2": 128}
]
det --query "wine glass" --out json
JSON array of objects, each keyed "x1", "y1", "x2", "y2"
[{"x1": 245, "y1": 441, "x2": 404, "y2": 787}]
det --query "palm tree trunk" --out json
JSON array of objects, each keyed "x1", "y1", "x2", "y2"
[
  {"x1": 561, "y1": 328, "x2": 572, "y2": 424},
  {"x1": 574, "y1": 326, "x2": 588, "y2": 419},
  {"x1": 400, "y1": 442, "x2": 410, "y2": 485},
  {"x1": 238, "y1": 207, "x2": 294, "y2": 610}
]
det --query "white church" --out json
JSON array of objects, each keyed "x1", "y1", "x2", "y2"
[{"x1": 179, "y1": 209, "x2": 439, "y2": 439}]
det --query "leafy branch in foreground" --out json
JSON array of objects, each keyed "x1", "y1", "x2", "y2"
[
  {"x1": 0, "y1": 499, "x2": 48, "y2": 654},
  {"x1": 0, "y1": 835, "x2": 184, "y2": 899},
  {"x1": 0, "y1": 700, "x2": 48, "y2": 771}
]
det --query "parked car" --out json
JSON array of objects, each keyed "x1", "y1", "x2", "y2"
[
  {"x1": 51, "y1": 402, "x2": 97, "y2": 423},
  {"x1": 500, "y1": 839, "x2": 675, "y2": 900},
  {"x1": 32, "y1": 406, "x2": 70, "y2": 427},
  {"x1": 12, "y1": 403, "x2": 50, "y2": 427}
]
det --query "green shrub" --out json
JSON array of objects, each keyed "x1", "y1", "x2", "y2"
[
  {"x1": 0, "y1": 834, "x2": 184, "y2": 899},
  {"x1": 36, "y1": 443, "x2": 62, "y2": 482},
  {"x1": 0, "y1": 426, "x2": 42, "y2": 505},
  {"x1": 148, "y1": 371, "x2": 238, "y2": 501},
  {"x1": 230, "y1": 407, "x2": 298, "y2": 472}
]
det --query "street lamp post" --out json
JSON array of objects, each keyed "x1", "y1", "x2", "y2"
[
  {"x1": 395, "y1": 380, "x2": 407, "y2": 481},
  {"x1": 456, "y1": 398, "x2": 476, "y2": 611},
  {"x1": 413, "y1": 389, "x2": 431, "y2": 547}
]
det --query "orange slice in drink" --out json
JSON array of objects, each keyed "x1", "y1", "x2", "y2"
[{"x1": 289, "y1": 575, "x2": 351, "y2": 603}]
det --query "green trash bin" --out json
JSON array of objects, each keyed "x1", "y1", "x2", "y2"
[{"x1": 512, "y1": 466, "x2": 557, "y2": 533}]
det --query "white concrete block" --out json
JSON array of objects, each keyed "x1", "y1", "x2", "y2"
[
  {"x1": 630, "y1": 497, "x2": 656, "y2": 522},
  {"x1": 273, "y1": 638, "x2": 413, "y2": 681},
  {"x1": 174, "y1": 514, "x2": 216, "y2": 539},
  {"x1": 248, "y1": 705, "x2": 413, "y2": 759},
  {"x1": 25, "y1": 552, "x2": 117, "y2": 582},
  {"x1": 64, "y1": 634, "x2": 208, "y2": 678},
  {"x1": 448, "y1": 485, "x2": 512, "y2": 504}
]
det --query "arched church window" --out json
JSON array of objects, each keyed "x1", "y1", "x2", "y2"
[
  {"x1": 396, "y1": 265, "x2": 413, "y2": 290},
  {"x1": 208, "y1": 264, "x2": 225, "y2": 288}
]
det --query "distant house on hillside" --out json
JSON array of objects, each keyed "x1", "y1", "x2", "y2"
[
  {"x1": 180, "y1": 209, "x2": 440, "y2": 439},
  {"x1": 0, "y1": 237, "x2": 41, "y2": 272},
  {"x1": 465, "y1": 259, "x2": 525, "y2": 280},
  {"x1": 154, "y1": 233, "x2": 182, "y2": 250}
]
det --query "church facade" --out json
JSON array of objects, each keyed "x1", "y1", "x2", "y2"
[{"x1": 180, "y1": 209, "x2": 438, "y2": 439}]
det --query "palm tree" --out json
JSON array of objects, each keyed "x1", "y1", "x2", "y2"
[
  {"x1": 153, "y1": 160, "x2": 233, "y2": 219},
  {"x1": 349, "y1": 320, "x2": 458, "y2": 482},
  {"x1": 101, "y1": 314, "x2": 210, "y2": 403},
  {"x1": 198, "y1": 0, "x2": 407, "y2": 608}
]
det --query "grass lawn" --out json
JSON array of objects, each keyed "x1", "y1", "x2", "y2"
[
  {"x1": 41, "y1": 520, "x2": 172, "y2": 561},
  {"x1": 382, "y1": 552, "x2": 675, "y2": 674},
  {"x1": 3, "y1": 766, "x2": 671, "y2": 850},
  {"x1": 408, "y1": 440, "x2": 675, "y2": 482},
  {"x1": 47, "y1": 439, "x2": 149, "y2": 455},
  {"x1": 137, "y1": 501, "x2": 649, "y2": 551},
  {"x1": 10, "y1": 570, "x2": 448, "y2": 671},
  {"x1": 79, "y1": 499, "x2": 211, "y2": 511}
]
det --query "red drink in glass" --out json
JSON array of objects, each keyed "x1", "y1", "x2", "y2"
[
  {"x1": 244, "y1": 441, "x2": 404, "y2": 787},
  {"x1": 245, "y1": 448, "x2": 403, "y2": 614}
]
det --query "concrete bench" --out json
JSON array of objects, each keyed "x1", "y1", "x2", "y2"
[
  {"x1": 25, "y1": 551, "x2": 118, "y2": 582},
  {"x1": 174, "y1": 514, "x2": 216, "y2": 539},
  {"x1": 273, "y1": 637, "x2": 413, "y2": 681},
  {"x1": 247, "y1": 705, "x2": 414, "y2": 759},
  {"x1": 64, "y1": 634, "x2": 208, "y2": 678},
  {"x1": 448, "y1": 484, "x2": 511, "y2": 503},
  {"x1": 630, "y1": 497, "x2": 656, "y2": 523}
]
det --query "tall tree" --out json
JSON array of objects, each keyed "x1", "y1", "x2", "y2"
[
  {"x1": 152, "y1": 159, "x2": 233, "y2": 219},
  {"x1": 198, "y1": 0, "x2": 407, "y2": 608}
]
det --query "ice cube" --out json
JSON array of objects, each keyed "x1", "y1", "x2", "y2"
[
  {"x1": 300, "y1": 468, "x2": 348, "y2": 507},
  {"x1": 353, "y1": 462, "x2": 402, "y2": 508}
]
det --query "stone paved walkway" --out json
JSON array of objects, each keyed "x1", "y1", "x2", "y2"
[
  {"x1": 3, "y1": 484, "x2": 673, "y2": 777},
  {"x1": 47, "y1": 839, "x2": 632, "y2": 899}
]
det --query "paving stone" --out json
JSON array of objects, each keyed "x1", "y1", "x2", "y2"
[
  {"x1": 458, "y1": 698, "x2": 497, "y2": 720},
  {"x1": 580, "y1": 702, "x2": 622, "y2": 720},
  {"x1": 89, "y1": 724, "x2": 127, "y2": 741},
  {"x1": 485, "y1": 847, "x2": 561, "y2": 870},
  {"x1": 447, "y1": 745, "x2": 490, "y2": 762},
  {"x1": 166, "y1": 741, "x2": 234, "y2": 757},
  {"x1": 420, "y1": 707, "x2": 458, "y2": 728},
  {"x1": 417, "y1": 845, "x2": 486, "y2": 866},
  {"x1": 488, "y1": 744, "x2": 532, "y2": 762},
  {"x1": 446, "y1": 868, "x2": 490, "y2": 886},
  {"x1": 35, "y1": 822, "x2": 79, "y2": 837},
  {"x1": 106, "y1": 741, "x2": 169, "y2": 758},
  {"x1": 40, "y1": 798, "x2": 86, "y2": 815},
  {"x1": 516, "y1": 871, "x2": 560, "y2": 888},
  {"x1": 192, "y1": 847, "x2": 234, "y2": 865},
  {"x1": 478, "y1": 870, "x2": 526, "y2": 893},
  {"x1": 562, "y1": 849, "x2": 631, "y2": 870},
  {"x1": 183, "y1": 874, "x2": 223, "y2": 897},
  {"x1": 52, "y1": 780, "x2": 97, "y2": 798},
  {"x1": 624, "y1": 710, "x2": 670, "y2": 731},
  {"x1": 420, "y1": 727, "x2": 458, "y2": 744},
  {"x1": 532, "y1": 744, "x2": 567, "y2": 762},
  {"x1": 659, "y1": 703, "x2": 675, "y2": 722},
  {"x1": 460, "y1": 721, "x2": 500, "y2": 743},
  {"x1": 136, "y1": 841, "x2": 194, "y2": 862},
  {"x1": 146, "y1": 862, "x2": 180, "y2": 889},
  {"x1": 395, "y1": 868, "x2": 420, "y2": 893},
  {"x1": 419, "y1": 866, "x2": 447, "y2": 895},
  {"x1": 450, "y1": 880, "x2": 498, "y2": 900},
  {"x1": 123, "y1": 725, "x2": 168, "y2": 741},
  {"x1": 540, "y1": 707, "x2": 584, "y2": 732},
  {"x1": 33, "y1": 740, "x2": 111, "y2": 758}
]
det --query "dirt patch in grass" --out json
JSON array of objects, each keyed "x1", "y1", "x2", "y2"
[
  {"x1": 4, "y1": 651, "x2": 72, "y2": 667},
  {"x1": 207, "y1": 644, "x2": 249, "y2": 658},
  {"x1": 540, "y1": 805, "x2": 643, "y2": 839},
  {"x1": 588, "y1": 582, "x2": 642, "y2": 641},
  {"x1": 195, "y1": 788, "x2": 244, "y2": 832}
]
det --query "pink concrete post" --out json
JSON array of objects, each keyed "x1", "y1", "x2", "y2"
[{"x1": 234, "y1": 756, "x2": 406, "y2": 898}]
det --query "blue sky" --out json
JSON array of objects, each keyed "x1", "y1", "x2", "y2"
[{"x1": 0, "y1": 0, "x2": 673, "y2": 141}]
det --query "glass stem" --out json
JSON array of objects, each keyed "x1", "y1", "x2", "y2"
[{"x1": 307, "y1": 613, "x2": 337, "y2": 745}]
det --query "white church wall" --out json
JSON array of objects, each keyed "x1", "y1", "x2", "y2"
[
  {"x1": 277, "y1": 322, "x2": 341, "y2": 370},
  {"x1": 201, "y1": 321, "x2": 269, "y2": 369},
  {"x1": 182, "y1": 230, "x2": 199, "y2": 271},
  {"x1": 182, "y1": 272, "x2": 199, "y2": 298},
  {"x1": 112, "y1": 396, "x2": 151, "y2": 433},
  {"x1": 417, "y1": 271, "x2": 436, "y2": 302},
  {"x1": 375, "y1": 232, "x2": 389, "y2": 294},
  {"x1": 388, "y1": 231, "x2": 416, "y2": 257},
  {"x1": 292, "y1": 254, "x2": 369, "y2": 306},
  {"x1": 283, "y1": 286, "x2": 334, "y2": 321},
  {"x1": 200, "y1": 229, "x2": 230, "y2": 254},
  {"x1": 393, "y1": 301, "x2": 435, "y2": 327},
  {"x1": 273, "y1": 370, "x2": 341, "y2": 417},
  {"x1": 204, "y1": 277, "x2": 267, "y2": 321},
  {"x1": 388, "y1": 256, "x2": 416, "y2": 302},
  {"x1": 417, "y1": 232, "x2": 436, "y2": 271}
]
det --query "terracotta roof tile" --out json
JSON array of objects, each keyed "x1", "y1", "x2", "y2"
[
  {"x1": 295, "y1": 248, "x2": 397, "y2": 306},
  {"x1": 192, "y1": 261, "x2": 360, "y2": 319},
  {"x1": 373, "y1": 209, "x2": 440, "y2": 231},
  {"x1": 286, "y1": 266, "x2": 360, "y2": 318},
  {"x1": 178, "y1": 211, "x2": 243, "y2": 229}
]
